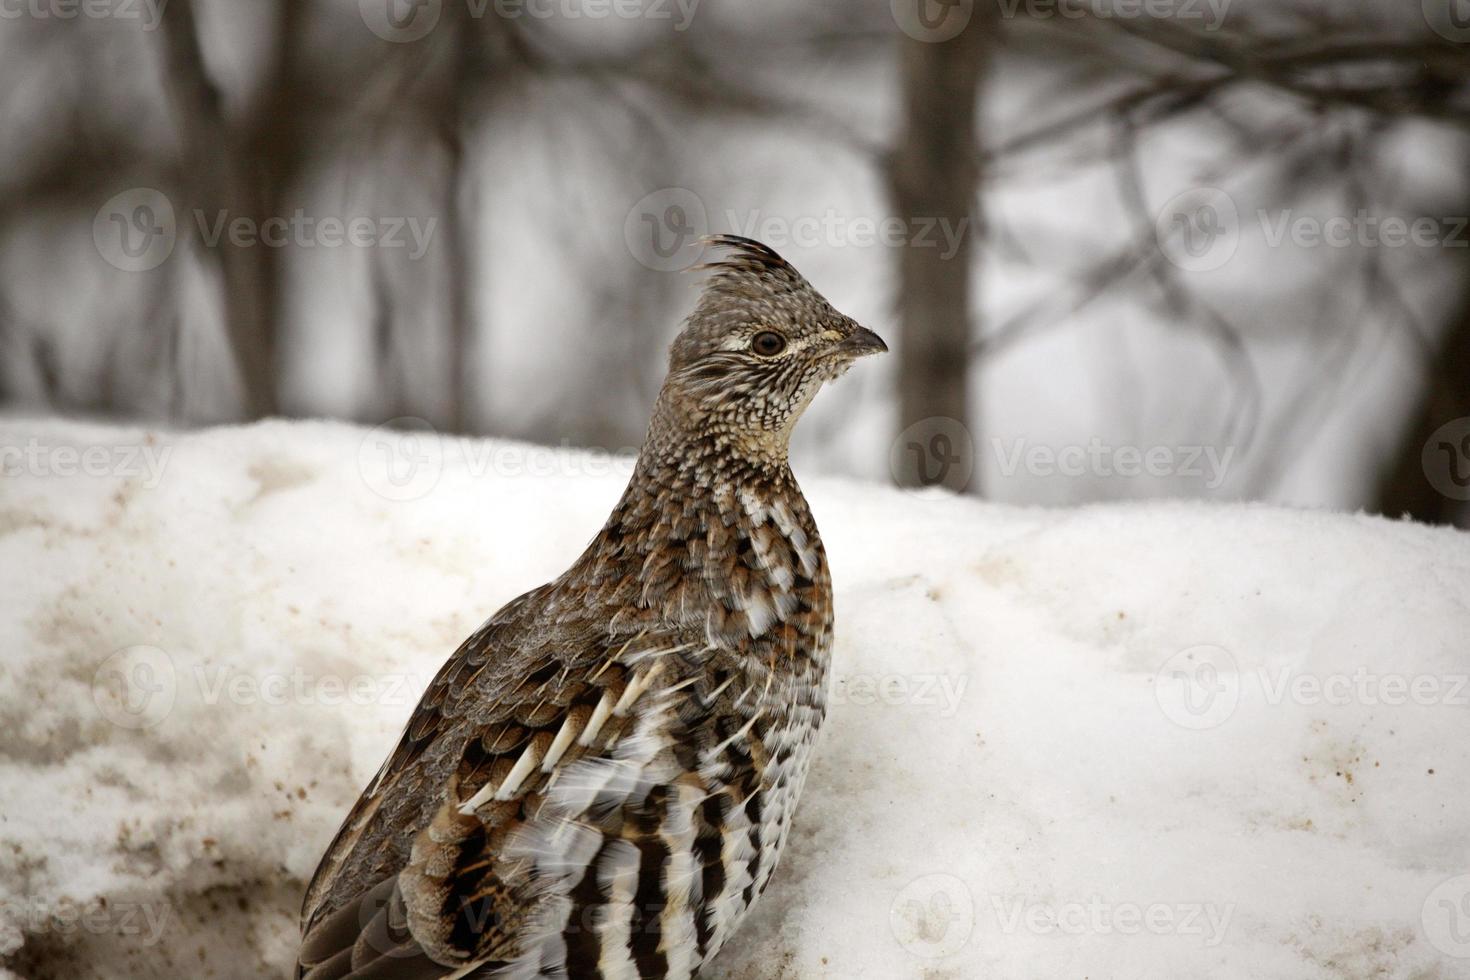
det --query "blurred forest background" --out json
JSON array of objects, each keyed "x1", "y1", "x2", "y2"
[{"x1": 2, "y1": 0, "x2": 1469, "y2": 526}]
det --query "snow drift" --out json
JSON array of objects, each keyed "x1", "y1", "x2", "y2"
[{"x1": 1, "y1": 417, "x2": 1468, "y2": 979}]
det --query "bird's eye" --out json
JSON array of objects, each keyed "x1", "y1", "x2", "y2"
[{"x1": 751, "y1": 331, "x2": 787, "y2": 357}]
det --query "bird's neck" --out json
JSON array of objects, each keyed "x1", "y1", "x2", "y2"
[
  {"x1": 642, "y1": 385, "x2": 797, "y2": 479},
  {"x1": 617, "y1": 437, "x2": 803, "y2": 539},
  {"x1": 567, "y1": 424, "x2": 826, "y2": 649}
]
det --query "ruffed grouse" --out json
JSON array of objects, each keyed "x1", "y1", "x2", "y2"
[{"x1": 297, "y1": 236, "x2": 887, "y2": 979}]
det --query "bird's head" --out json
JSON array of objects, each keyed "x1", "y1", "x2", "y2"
[{"x1": 648, "y1": 236, "x2": 886, "y2": 469}]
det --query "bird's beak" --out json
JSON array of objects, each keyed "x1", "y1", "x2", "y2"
[{"x1": 838, "y1": 326, "x2": 889, "y2": 357}]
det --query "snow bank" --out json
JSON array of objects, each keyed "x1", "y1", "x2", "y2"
[{"x1": 1, "y1": 417, "x2": 1467, "y2": 979}]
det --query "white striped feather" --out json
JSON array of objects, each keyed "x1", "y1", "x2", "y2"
[{"x1": 593, "y1": 838, "x2": 643, "y2": 980}]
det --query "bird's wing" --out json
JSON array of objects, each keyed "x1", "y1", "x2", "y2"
[{"x1": 297, "y1": 589, "x2": 703, "y2": 980}]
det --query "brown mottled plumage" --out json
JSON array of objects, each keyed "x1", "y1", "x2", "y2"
[{"x1": 297, "y1": 236, "x2": 886, "y2": 980}]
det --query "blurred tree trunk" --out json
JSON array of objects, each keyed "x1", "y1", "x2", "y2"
[
  {"x1": 442, "y1": 122, "x2": 473, "y2": 434},
  {"x1": 886, "y1": 14, "x2": 990, "y2": 493},
  {"x1": 1376, "y1": 263, "x2": 1470, "y2": 528},
  {"x1": 439, "y1": 6, "x2": 480, "y2": 434},
  {"x1": 371, "y1": 6, "x2": 502, "y2": 434},
  {"x1": 160, "y1": 0, "x2": 309, "y2": 419},
  {"x1": 0, "y1": 305, "x2": 17, "y2": 407}
]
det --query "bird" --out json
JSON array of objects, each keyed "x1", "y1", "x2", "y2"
[{"x1": 296, "y1": 235, "x2": 887, "y2": 980}]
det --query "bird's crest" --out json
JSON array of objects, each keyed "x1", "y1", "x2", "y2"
[{"x1": 692, "y1": 235, "x2": 811, "y2": 296}]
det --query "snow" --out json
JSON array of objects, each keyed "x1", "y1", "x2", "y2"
[{"x1": 2, "y1": 416, "x2": 1468, "y2": 979}]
